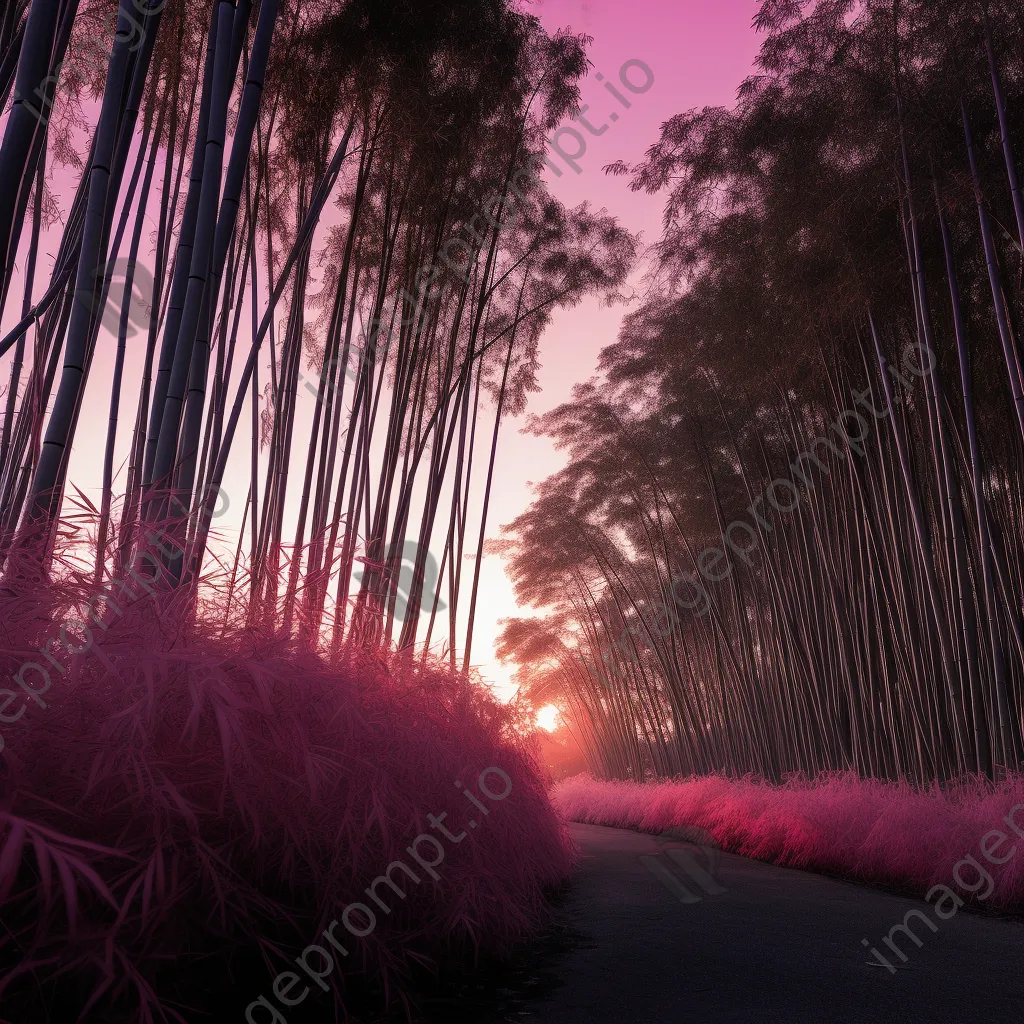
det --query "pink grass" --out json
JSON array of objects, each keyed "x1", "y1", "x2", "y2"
[
  {"x1": 0, "y1": 566, "x2": 575, "y2": 1022},
  {"x1": 551, "y1": 772, "x2": 1024, "y2": 908}
]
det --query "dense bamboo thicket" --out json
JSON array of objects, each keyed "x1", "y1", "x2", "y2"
[
  {"x1": 498, "y1": 0, "x2": 1024, "y2": 785},
  {"x1": 0, "y1": 0, "x2": 635, "y2": 661}
]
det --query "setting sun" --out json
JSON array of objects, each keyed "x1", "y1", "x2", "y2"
[{"x1": 536, "y1": 704, "x2": 561, "y2": 732}]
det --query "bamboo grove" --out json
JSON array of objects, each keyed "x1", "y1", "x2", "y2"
[
  {"x1": 0, "y1": 0, "x2": 635, "y2": 664},
  {"x1": 498, "y1": 0, "x2": 1024, "y2": 785}
]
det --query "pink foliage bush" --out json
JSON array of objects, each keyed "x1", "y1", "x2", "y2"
[
  {"x1": 0, "y1": 575, "x2": 575, "y2": 1022},
  {"x1": 552, "y1": 772, "x2": 1024, "y2": 908}
]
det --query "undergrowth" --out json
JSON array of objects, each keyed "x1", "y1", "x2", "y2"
[
  {"x1": 0, "y1": 559, "x2": 575, "y2": 1022},
  {"x1": 552, "y1": 772, "x2": 1024, "y2": 909}
]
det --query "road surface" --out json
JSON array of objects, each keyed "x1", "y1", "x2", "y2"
[{"x1": 507, "y1": 822, "x2": 1024, "y2": 1023}]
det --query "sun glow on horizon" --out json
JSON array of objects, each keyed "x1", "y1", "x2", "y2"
[{"x1": 536, "y1": 704, "x2": 561, "y2": 732}]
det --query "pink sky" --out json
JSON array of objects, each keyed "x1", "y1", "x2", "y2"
[
  {"x1": 1, "y1": 1, "x2": 763, "y2": 701},
  {"x1": 475, "y1": 0, "x2": 763, "y2": 698}
]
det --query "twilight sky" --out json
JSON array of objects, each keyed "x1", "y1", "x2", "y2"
[{"x1": 474, "y1": 0, "x2": 762, "y2": 698}]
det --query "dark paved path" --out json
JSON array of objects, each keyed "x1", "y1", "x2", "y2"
[{"x1": 513, "y1": 822, "x2": 1024, "y2": 1023}]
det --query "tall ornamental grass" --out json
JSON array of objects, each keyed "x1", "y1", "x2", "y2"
[
  {"x1": 0, "y1": 575, "x2": 575, "y2": 1022},
  {"x1": 553, "y1": 772, "x2": 1024, "y2": 908}
]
